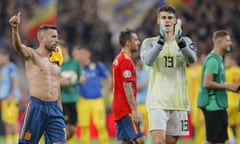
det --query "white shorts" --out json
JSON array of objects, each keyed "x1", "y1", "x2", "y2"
[{"x1": 148, "y1": 109, "x2": 189, "y2": 136}]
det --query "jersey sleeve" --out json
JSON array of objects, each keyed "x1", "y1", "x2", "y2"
[
  {"x1": 119, "y1": 59, "x2": 134, "y2": 82},
  {"x1": 181, "y1": 37, "x2": 197, "y2": 64},
  {"x1": 97, "y1": 62, "x2": 110, "y2": 78},
  {"x1": 140, "y1": 37, "x2": 163, "y2": 66},
  {"x1": 205, "y1": 58, "x2": 219, "y2": 74}
]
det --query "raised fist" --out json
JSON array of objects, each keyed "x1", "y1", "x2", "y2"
[{"x1": 9, "y1": 12, "x2": 21, "y2": 28}]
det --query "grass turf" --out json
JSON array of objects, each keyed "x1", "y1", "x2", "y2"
[{"x1": 0, "y1": 136, "x2": 194, "y2": 144}]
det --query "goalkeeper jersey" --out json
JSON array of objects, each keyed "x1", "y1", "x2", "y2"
[{"x1": 141, "y1": 36, "x2": 190, "y2": 111}]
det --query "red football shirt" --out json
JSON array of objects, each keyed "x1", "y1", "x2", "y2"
[{"x1": 112, "y1": 51, "x2": 137, "y2": 120}]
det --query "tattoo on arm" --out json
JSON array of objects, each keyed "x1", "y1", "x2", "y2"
[{"x1": 123, "y1": 82, "x2": 137, "y2": 110}]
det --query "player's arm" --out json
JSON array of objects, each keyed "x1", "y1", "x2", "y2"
[
  {"x1": 203, "y1": 58, "x2": 239, "y2": 92},
  {"x1": 174, "y1": 20, "x2": 197, "y2": 64},
  {"x1": 123, "y1": 82, "x2": 140, "y2": 123},
  {"x1": 204, "y1": 72, "x2": 239, "y2": 92},
  {"x1": 102, "y1": 75, "x2": 112, "y2": 97},
  {"x1": 141, "y1": 24, "x2": 167, "y2": 66},
  {"x1": 9, "y1": 12, "x2": 34, "y2": 60},
  {"x1": 180, "y1": 37, "x2": 197, "y2": 64},
  {"x1": 98, "y1": 62, "x2": 112, "y2": 97},
  {"x1": 140, "y1": 38, "x2": 163, "y2": 66},
  {"x1": 123, "y1": 82, "x2": 137, "y2": 110}
]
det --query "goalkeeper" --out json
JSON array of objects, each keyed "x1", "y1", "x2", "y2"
[{"x1": 140, "y1": 6, "x2": 197, "y2": 144}]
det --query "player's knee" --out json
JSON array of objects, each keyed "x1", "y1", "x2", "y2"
[
  {"x1": 152, "y1": 137, "x2": 165, "y2": 144},
  {"x1": 166, "y1": 136, "x2": 178, "y2": 144},
  {"x1": 134, "y1": 137, "x2": 145, "y2": 144}
]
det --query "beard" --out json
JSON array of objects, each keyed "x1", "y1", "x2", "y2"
[
  {"x1": 131, "y1": 48, "x2": 138, "y2": 53},
  {"x1": 222, "y1": 46, "x2": 231, "y2": 55},
  {"x1": 45, "y1": 44, "x2": 56, "y2": 52}
]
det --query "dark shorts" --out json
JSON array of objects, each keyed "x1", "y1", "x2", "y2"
[
  {"x1": 19, "y1": 96, "x2": 66, "y2": 144},
  {"x1": 62, "y1": 102, "x2": 77, "y2": 125},
  {"x1": 202, "y1": 109, "x2": 228, "y2": 143},
  {"x1": 115, "y1": 114, "x2": 144, "y2": 142}
]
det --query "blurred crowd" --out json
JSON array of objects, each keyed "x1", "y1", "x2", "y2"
[
  {"x1": 1, "y1": 0, "x2": 240, "y2": 64},
  {"x1": 1, "y1": 0, "x2": 240, "y2": 142},
  {"x1": 1, "y1": 0, "x2": 240, "y2": 102},
  {"x1": 138, "y1": 0, "x2": 240, "y2": 60}
]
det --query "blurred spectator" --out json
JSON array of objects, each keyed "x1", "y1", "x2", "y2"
[
  {"x1": 2, "y1": 0, "x2": 240, "y2": 66},
  {"x1": 186, "y1": 53, "x2": 206, "y2": 144},
  {"x1": 59, "y1": 41, "x2": 82, "y2": 142},
  {"x1": 2, "y1": 1, "x2": 240, "y2": 141},
  {"x1": 225, "y1": 53, "x2": 240, "y2": 144},
  {"x1": 72, "y1": 46, "x2": 112, "y2": 144},
  {"x1": 135, "y1": 55, "x2": 150, "y2": 142},
  {"x1": 0, "y1": 48, "x2": 21, "y2": 144}
]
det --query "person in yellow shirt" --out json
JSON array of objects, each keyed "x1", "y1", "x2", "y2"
[
  {"x1": 186, "y1": 53, "x2": 206, "y2": 144},
  {"x1": 224, "y1": 53, "x2": 240, "y2": 144},
  {"x1": 135, "y1": 55, "x2": 149, "y2": 138},
  {"x1": 0, "y1": 49, "x2": 21, "y2": 144},
  {"x1": 72, "y1": 47, "x2": 112, "y2": 144}
]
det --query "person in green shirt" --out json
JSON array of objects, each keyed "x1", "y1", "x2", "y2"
[
  {"x1": 59, "y1": 41, "x2": 82, "y2": 140},
  {"x1": 197, "y1": 30, "x2": 240, "y2": 144}
]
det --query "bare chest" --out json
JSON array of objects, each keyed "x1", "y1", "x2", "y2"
[{"x1": 26, "y1": 57, "x2": 60, "y2": 78}]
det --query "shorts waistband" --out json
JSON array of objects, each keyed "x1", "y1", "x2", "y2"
[{"x1": 29, "y1": 96, "x2": 58, "y2": 105}]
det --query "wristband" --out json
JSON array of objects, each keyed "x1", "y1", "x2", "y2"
[{"x1": 178, "y1": 40, "x2": 186, "y2": 49}]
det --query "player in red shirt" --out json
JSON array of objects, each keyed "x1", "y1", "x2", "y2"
[{"x1": 112, "y1": 29, "x2": 145, "y2": 144}]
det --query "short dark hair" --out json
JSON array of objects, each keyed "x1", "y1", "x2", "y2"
[
  {"x1": 38, "y1": 25, "x2": 57, "y2": 33},
  {"x1": 157, "y1": 6, "x2": 177, "y2": 17},
  {"x1": 212, "y1": 30, "x2": 229, "y2": 42},
  {"x1": 119, "y1": 29, "x2": 135, "y2": 47}
]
